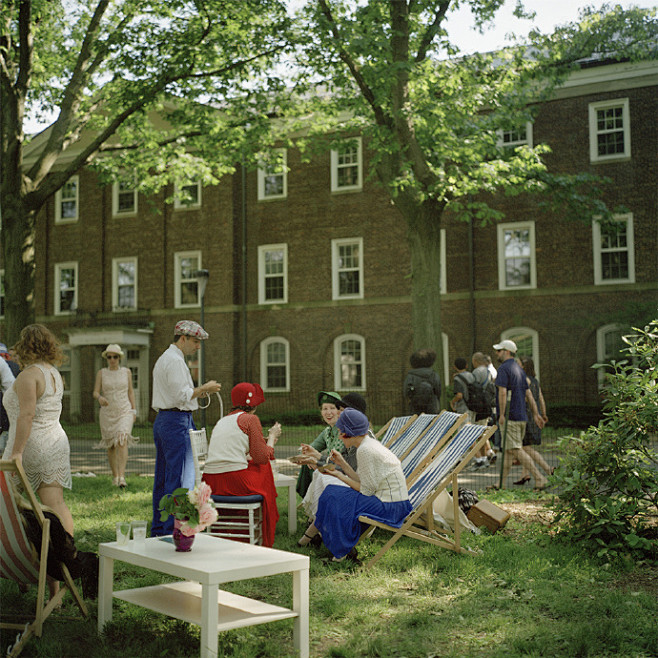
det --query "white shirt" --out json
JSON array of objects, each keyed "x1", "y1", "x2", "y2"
[
  {"x1": 0, "y1": 359, "x2": 15, "y2": 392},
  {"x1": 151, "y1": 344, "x2": 198, "y2": 411},
  {"x1": 356, "y1": 437, "x2": 409, "y2": 502}
]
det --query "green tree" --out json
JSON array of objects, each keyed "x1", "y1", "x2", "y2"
[
  {"x1": 290, "y1": 0, "x2": 657, "y2": 376},
  {"x1": 1, "y1": 0, "x2": 291, "y2": 342}
]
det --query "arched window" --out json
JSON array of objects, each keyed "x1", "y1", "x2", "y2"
[
  {"x1": 501, "y1": 327, "x2": 540, "y2": 379},
  {"x1": 333, "y1": 334, "x2": 365, "y2": 391},
  {"x1": 260, "y1": 337, "x2": 290, "y2": 392},
  {"x1": 596, "y1": 323, "x2": 635, "y2": 388}
]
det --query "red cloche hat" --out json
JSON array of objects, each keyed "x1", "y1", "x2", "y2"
[{"x1": 231, "y1": 382, "x2": 265, "y2": 408}]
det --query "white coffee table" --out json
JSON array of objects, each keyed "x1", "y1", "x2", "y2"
[
  {"x1": 274, "y1": 472, "x2": 298, "y2": 533},
  {"x1": 98, "y1": 534, "x2": 309, "y2": 658}
]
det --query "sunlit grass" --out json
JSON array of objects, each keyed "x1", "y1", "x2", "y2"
[{"x1": 2, "y1": 477, "x2": 656, "y2": 657}]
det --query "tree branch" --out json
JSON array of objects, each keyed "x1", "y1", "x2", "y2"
[{"x1": 415, "y1": 0, "x2": 451, "y2": 63}]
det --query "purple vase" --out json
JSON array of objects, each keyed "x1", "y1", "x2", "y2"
[{"x1": 172, "y1": 523, "x2": 195, "y2": 552}]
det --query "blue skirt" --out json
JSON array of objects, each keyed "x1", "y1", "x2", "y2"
[{"x1": 315, "y1": 485, "x2": 412, "y2": 559}]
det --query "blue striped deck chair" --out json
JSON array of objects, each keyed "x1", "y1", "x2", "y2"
[
  {"x1": 357, "y1": 423, "x2": 497, "y2": 569},
  {"x1": 376, "y1": 415, "x2": 417, "y2": 447},
  {"x1": 1, "y1": 459, "x2": 88, "y2": 657},
  {"x1": 387, "y1": 414, "x2": 441, "y2": 461},
  {"x1": 401, "y1": 411, "x2": 468, "y2": 485}
]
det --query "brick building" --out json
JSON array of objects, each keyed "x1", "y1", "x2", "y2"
[{"x1": 2, "y1": 57, "x2": 656, "y2": 426}]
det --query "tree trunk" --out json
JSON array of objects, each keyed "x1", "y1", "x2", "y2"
[{"x1": 2, "y1": 193, "x2": 36, "y2": 343}]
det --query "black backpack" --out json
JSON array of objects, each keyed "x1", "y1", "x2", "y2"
[
  {"x1": 407, "y1": 375, "x2": 435, "y2": 411},
  {"x1": 457, "y1": 373, "x2": 494, "y2": 416}
]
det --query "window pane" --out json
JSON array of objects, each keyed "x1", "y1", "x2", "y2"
[
  {"x1": 264, "y1": 174, "x2": 284, "y2": 196},
  {"x1": 180, "y1": 282, "x2": 198, "y2": 305},
  {"x1": 180, "y1": 257, "x2": 199, "y2": 279},
  {"x1": 266, "y1": 342, "x2": 287, "y2": 389},
  {"x1": 340, "y1": 339, "x2": 362, "y2": 388}
]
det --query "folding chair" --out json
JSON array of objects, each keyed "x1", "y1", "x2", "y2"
[
  {"x1": 386, "y1": 414, "x2": 441, "y2": 460},
  {"x1": 0, "y1": 459, "x2": 88, "y2": 658},
  {"x1": 357, "y1": 423, "x2": 497, "y2": 569},
  {"x1": 376, "y1": 415, "x2": 417, "y2": 446},
  {"x1": 188, "y1": 428, "x2": 208, "y2": 487}
]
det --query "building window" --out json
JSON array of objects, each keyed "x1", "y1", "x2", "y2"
[
  {"x1": 55, "y1": 176, "x2": 79, "y2": 223},
  {"x1": 332, "y1": 237, "x2": 364, "y2": 300},
  {"x1": 334, "y1": 334, "x2": 365, "y2": 390},
  {"x1": 331, "y1": 137, "x2": 362, "y2": 192},
  {"x1": 174, "y1": 251, "x2": 202, "y2": 308},
  {"x1": 592, "y1": 214, "x2": 635, "y2": 285},
  {"x1": 112, "y1": 178, "x2": 137, "y2": 216},
  {"x1": 258, "y1": 244, "x2": 288, "y2": 304},
  {"x1": 174, "y1": 182, "x2": 202, "y2": 209},
  {"x1": 257, "y1": 149, "x2": 287, "y2": 200},
  {"x1": 112, "y1": 257, "x2": 138, "y2": 310},
  {"x1": 0, "y1": 270, "x2": 4, "y2": 318},
  {"x1": 497, "y1": 222, "x2": 536, "y2": 290},
  {"x1": 260, "y1": 337, "x2": 290, "y2": 392},
  {"x1": 596, "y1": 323, "x2": 637, "y2": 387},
  {"x1": 54, "y1": 262, "x2": 78, "y2": 315},
  {"x1": 501, "y1": 327, "x2": 540, "y2": 379},
  {"x1": 497, "y1": 122, "x2": 533, "y2": 149},
  {"x1": 589, "y1": 98, "x2": 631, "y2": 162}
]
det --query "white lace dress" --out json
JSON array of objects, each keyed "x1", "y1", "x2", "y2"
[
  {"x1": 95, "y1": 367, "x2": 138, "y2": 449},
  {"x1": 2, "y1": 363, "x2": 72, "y2": 491}
]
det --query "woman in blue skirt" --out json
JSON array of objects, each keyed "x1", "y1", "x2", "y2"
[{"x1": 302, "y1": 408, "x2": 412, "y2": 562}]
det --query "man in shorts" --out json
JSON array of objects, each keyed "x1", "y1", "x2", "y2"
[{"x1": 493, "y1": 340, "x2": 546, "y2": 489}]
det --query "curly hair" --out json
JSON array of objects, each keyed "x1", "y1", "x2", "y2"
[{"x1": 13, "y1": 324, "x2": 66, "y2": 367}]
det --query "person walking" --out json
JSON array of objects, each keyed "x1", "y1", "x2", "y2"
[
  {"x1": 150, "y1": 321, "x2": 221, "y2": 537},
  {"x1": 403, "y1": 348, "x2": 441, "y2": 414},
  {"x1": 493, "y1": 340, "x2": 547, "y2": 490},
  {"x1": 93, "y1": 344, "x2": 138, "y2": 488}
]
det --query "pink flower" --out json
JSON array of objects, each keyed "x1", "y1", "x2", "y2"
[
  {"x1": 199, "y1": 505, "x2": 218, "y2": 527},
  {"x1": 197, "y1": 481, "x2": 212, "y2": 506}
]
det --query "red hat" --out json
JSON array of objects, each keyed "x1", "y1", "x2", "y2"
[{"x1": 231, "y1": 383, "x2": 265, "y2": 408}]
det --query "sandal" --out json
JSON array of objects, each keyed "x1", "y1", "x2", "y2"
[
  {"x1": 513, "y1": 476, "x2": 531, "y2": 486},
  {"x1": 297, "y1": 531, "x2": 317, "y2": 547},
  {"x1": 118, "y1": 477, "x2": 127, "y2": 489}
]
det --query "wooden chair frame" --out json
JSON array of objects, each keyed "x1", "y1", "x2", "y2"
[
  {"x1": 0, "y1": 459, "x2": 88, "y2": 657},
  {"x1": 357, "y1": 424, "x2": 497, "y2": 570}
]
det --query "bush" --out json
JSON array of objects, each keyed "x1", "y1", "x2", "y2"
[{"x1": 551, "y1": 320, "x2": 658, "y2": 563}]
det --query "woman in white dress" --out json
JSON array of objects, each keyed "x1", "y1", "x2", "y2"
[
  {"x1": 2, "y1": 324, "x2": 74, "y2": 536},
  {"x1": 93, "y1": 344, "x2": 137, "y2": 488}
]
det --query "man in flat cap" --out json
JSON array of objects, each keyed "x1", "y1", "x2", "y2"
[{"x1": 150, "y1": 321, "x2": 221, "y2": 536}]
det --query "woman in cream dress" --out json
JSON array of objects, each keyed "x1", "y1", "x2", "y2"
[{"x1": 93, "y1": 344, "x2": 138, "y2": 488}]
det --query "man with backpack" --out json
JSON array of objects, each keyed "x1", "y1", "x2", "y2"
[
  {"x1": 451, "y1": 356, "x2": 496, "y2": 468},
  {"x1": 403, "y1": 348, "x2": 441, "y2": 414}
]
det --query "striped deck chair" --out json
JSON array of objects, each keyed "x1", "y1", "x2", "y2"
[
  {"x1": 386, "y1": 414, "x2": 441, "y2": 461},
  {"x1": 357, "y1": 423, "x2": 497, "y2": 569},
  {"x1": 0, "y1": 459, "x2": 88, "y2": 658},
  {"x1": 376, "y1": 415, "x2": 416, "y2": 446}
]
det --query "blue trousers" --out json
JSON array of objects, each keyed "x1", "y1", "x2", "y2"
[{"x1": 150, "y1": 411, "x2": 196, "y2": 536}]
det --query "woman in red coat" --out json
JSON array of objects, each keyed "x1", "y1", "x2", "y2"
[{"x1": 202, "y1": 383, "x2": 281, "y2": 546}]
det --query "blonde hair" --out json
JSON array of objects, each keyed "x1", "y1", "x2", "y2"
[{"x1": 13, "y1": 324, "x2": 66, "y2": 367}]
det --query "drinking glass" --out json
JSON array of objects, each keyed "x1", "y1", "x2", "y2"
[
  {"x1": 116, "y1": 521, "x2": 131, "y2": 545},
  {"x1": 132, "y1": 520, "x2": 147, "y2": 548}
]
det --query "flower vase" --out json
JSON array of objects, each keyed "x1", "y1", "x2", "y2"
[{"x1": 173, "y1": 520, "x2": 195, "y2": 552}]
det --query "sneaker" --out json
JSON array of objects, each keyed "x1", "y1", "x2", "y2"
[
  {"x1": 487, "y1": 452, "x2": 497, "y2": 465},
  {"x1": 469, "y1": 457, "x2": 489, "y2": 471}
]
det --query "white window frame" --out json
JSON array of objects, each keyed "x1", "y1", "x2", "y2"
[
  {"x1": 596, "y1": 323, "x2": 632, "y2": 388},
  {"x1": 592, "y1": 213, "x2": 635, "y2": 285},
  {"x1": 112, "y1": 177, "x2": 138, "y2": 217},
  {"x1": 258, "y1": 244, "x2": 288, "y2": 305},
  {"x1": 331, "y1": 137, "x2": 363, "y2": 193},
  {"x1": 54, "y1": 261, "x2": 78, "y2": 315},
  {"x1": 589, "y1": 98, "x2": 631, "y2": 163},
  {"x1": 501, "y1": 327, "x2": 540, "y2": 380},
  {"x1": 174, "y1": 251, "x2": 202, "y2": 308},
  {"x1": 174, "y1": 181, "x2": 202, "y2": 209},
  {"x1": 260, "y1": 337, "x2": 290, "y2": 392},
  {"x1": 257, "y1": 149, "x2": 287, "y2": 200},
  {"x1": 0, "y1": 269, "x2": 4, "y2": 318},
  {"x1": 333, "y1": 334, "x2": 366, "y2": 391},
  {"x1": 332, "y1": 237, "x2": 364, "y2": 300},
  {"x1": 112, "y1": 257, "x2": 138, "y2": 311},
  {"x1": 497, "y1": 221, "x2": 537, "y2": 290},
  {"x1": 55, "y1": 176, "x2": 79, "y2": 223},
  {"x1": 497, "y1": 121, "x2": 533, "y2": 149}
]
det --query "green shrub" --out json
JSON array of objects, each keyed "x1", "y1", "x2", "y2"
[{"x1": 551, "y1": 320, "x2": 658, "y2": 563}]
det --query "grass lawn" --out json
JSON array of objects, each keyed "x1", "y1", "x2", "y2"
[{"x1": 1, "y1": 476, "x2": 656, "y2": 657}]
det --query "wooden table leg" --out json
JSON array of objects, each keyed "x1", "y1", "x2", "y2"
[
  {"x1": 200, "y1": 583, "x2": 218, "y2": 658},
  {"x1": 97, "y1": 555, "x2": 114, "y2": 632}
]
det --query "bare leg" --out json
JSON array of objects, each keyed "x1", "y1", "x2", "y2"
[
  {"x1": 502, "y1": 448, "x2": 547, "y2": 489},
  {"x1": 107, "y1": 447, "x2": 118, "y2": 483},
  {"x1": 116, "y1": 443, "x2": 129, "y2": 481},
  {"x1": 522, "y1": 446, "x2": 552, "y2": 475},
  {"x1": 37, "y1": 484, "x2": 74, "y2": 536}
]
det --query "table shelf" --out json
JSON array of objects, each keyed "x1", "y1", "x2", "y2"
[{"x1": 114, "y1": 581, "x2": 298, "y2": 632}]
